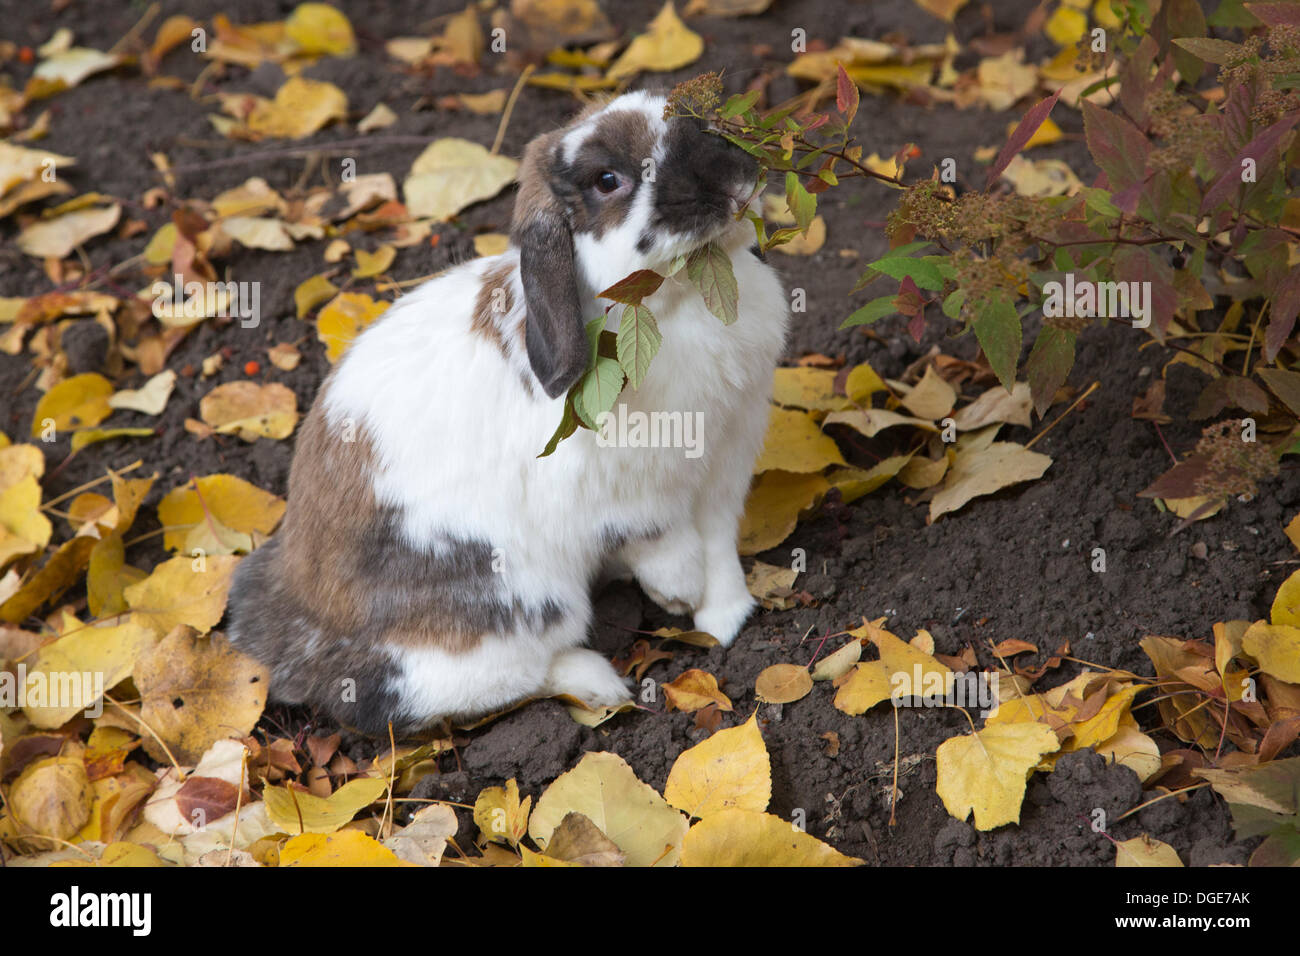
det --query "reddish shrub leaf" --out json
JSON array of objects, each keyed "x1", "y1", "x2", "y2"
[{"x1": 986, "y1": 90, "x2": 1061, "y2": 189}]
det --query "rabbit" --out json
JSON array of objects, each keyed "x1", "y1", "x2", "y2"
[{"x1": 226, "y1": 90, "x2": 790, "y2": 735}]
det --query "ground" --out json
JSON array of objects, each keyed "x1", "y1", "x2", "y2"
[{"x1": 2, "y1": 0, "x2": 1292, "y2": 865}]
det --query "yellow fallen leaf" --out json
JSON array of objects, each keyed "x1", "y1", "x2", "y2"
[
  {"x1": 754, "y1": 407, "x2": 846, "y2": 474},
  {"x1": 607, "y1": 2, "x2": 703, "y2": 80},
  {"x1": 823, "y1": 407, "x2": 939, "y2": 438},
  {"x1": 220, "y1": 215, "x2": 294, "y2": 251},
  {"x1": 844, "y1": 362, "x2": 887, "y2": 402},
  {"x1": 680, "y1": 808, "x2": 862, "y2": 866},
  {"x1": 31, "y1": 47, "x2": 122, "y2": 93},
  {"x1": 771, "y1": 367, "x2": 851, "y2": 412},
  {"x1": 17, "y1": 203, "x2": 121, "y2": 258},
  {"x1": 900, "y1": 364, "x2": 957, "y2": 419},
  {"x1": 69, "y1": 428, "x2": 155, "y2": 454},
  {"x1": 157, "y1": 474, "x2": 286, "y2": 556},
  {"x1": 1045, "y1": 4, "x2": 1088, "y2": 45},
  {"x1": 403, "y1": 138, "x2": 518, "y2": 220},
  {"x1": 280, "y1": 829, "x2": 413, "y2": 866},
  {"x1": 87, "y1": 533, "x2": 146, "y2": 618},
  {"x1": 1000, "y1": 155, "x2": 1083, "y2": 197},
  {"x1": 739, "y1": 469, "x2": 829, "y2": 554},
  {"x1": 199, "y1": 381, "x2": 298, "y2": 441},
  {"x1": 1115, "y1": 834, "x2": 1184, "y2": 867},
  {"x1": 0, "y1": 534, "x2": 95, "y2": 623},
  {"x1": 754, "y1": 664, "x2": 813, "y2": 704},
  {"x1": 1094, "y1": 717, "x2": 1162, "y2": 783},
  {"x1": 812, "y1": 641, "x2": 864, "y2": 684},
  {"x1": 109, "y1": 369, "x2": 177, "y2": 416},
  {"x1": 285, "y1": 2, "x2": 357, "y2": 56},
  {"x1": 456, "y1": 90, "x2": 508, "y2": 114},
  {"x1": 357, "y1": 101, "x2": 398, "y2": 132},
  {"x1": 951, "y1": 381, "x2": 1033, "y2": 431},
  {"x1": 663, "y1": 668, "x2": 732, "y2": 713},
  {"x1": 898, "y1": 453, "x2": 950, "y2": 490},
  {"x1": 124, "y1": 555, "x2": 240, "y2": 636},
  {"x1": 316, "y1": 291, "x2": 388, "y2": 362},
  {"x1": 133, "y1": 624, "x2": 267, "y2": 764},
  {"x1": 935, "y1": 722, "x2": 1061, "y2": 830},
  {"x1": 664, "y1": 714, "x2": 772, "y2": 818},
  {"x1": 0, "y1": 141, "x2": 75, "y2": 196},
  {"x1": 0, "y1": 474, "x2": 53, "y2": 568},
  {"x1": 294, "y1": 273, "x2": 339, "y2": 318},
  {"x1": 263, "y1": 778, "x2": 388, "y2": 834},
  {"x1": 353, "y1": 244, "x2": 396, "y2": 278},
  {"x1": 22, "y1": 618, "x2": 154, "y2": 728},
  {"x1": 529, "y1": 751, "x2": 688, "y2": 866},
  {"x1": 1242, "y1": 621, "x2": 1300, "y2": 683},
  {"x1": 1271, "y1": 569, "x2": 1300, "y2": 626},
  {"x1": 267, "y1": 342, "x2": 301, "y2": 371},
  {"x1": 31, "y1": 372, "x2": 113, "y2": 437},
  {"x1": 827, "y1": 455, "x2": 912, "y2": 502},
  {"x1": 9, "y1": 755, "x2": 92, "y2": 840},
  {"x1": 235, "y1": 77, "x2": 348, "y2": 139},
  {"x1": 833, "y1": 623, "x2": 952, "y2": 716},
  {"x1": 914, "y1": 0, "x2": 968, "y2": 21},
  {"x1": 930, "y1": 442, "x2": 1053, "y2": 521},
  {"x1": 473, "y1": 232, "x2": 510, "y2": 257},
  {"x1": 976, "y1": 50, "x2": 1039, "y2": 111},
  {"x1": 473, "y1": 778, "x2": 531, "y2": 846}
]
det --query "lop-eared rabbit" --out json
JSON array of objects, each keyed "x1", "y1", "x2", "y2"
[{"x1": 227, "y1": 91, "x2": 790, "y2": 734}]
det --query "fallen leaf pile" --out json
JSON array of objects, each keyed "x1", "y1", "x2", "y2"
[{"x1": 741, "y1": 355, "x2": 1054, "y2": 554}]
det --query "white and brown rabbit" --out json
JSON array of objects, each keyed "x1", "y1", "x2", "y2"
[{"x1": 227, "y1": 91, "x2": 790, "y2": 734}]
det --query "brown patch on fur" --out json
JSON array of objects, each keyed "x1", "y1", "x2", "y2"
[
  {"x1": 275, "y1": 403, "x2": 490, "y2": 655},
  {"x1": 472, "y1": 261, "x2": 516, "y2": 352}
]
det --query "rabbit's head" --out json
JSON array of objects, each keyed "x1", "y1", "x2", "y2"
[{"x1": 510, "y1": 90, "x2": 758, "y2": 398}]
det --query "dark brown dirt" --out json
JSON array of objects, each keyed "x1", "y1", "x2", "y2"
[{"x1": 1, "y1": 0, "x2": 1291, "y2": 866}]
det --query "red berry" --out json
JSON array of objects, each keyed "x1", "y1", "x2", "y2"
[{"x1": 244, "y1": 360, "x2": 260, "y2": 376}]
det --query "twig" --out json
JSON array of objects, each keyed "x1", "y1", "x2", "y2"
[
  {"x1": 492, "y1": 65, "x2": 535, "y2": 156},
  {"x1": 108, "y1": 2, "x2": 159, "y2": 57},
  {"x1": 1025, "y1": 380, "x2": 1100, "y2": 450},
  {"x1": 166, "y1": 136, "x2": 437, "y2": 174}
]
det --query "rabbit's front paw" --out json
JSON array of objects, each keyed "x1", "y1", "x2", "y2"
[
  {"x1": 693, "y1": 594, "x2": 756, "y2": 647},
  {"x1": 621, "y1": 528, "x2": 705, "y2": 616},
  {"x1": 542, "y1": 648, "x2": 632, "y2": 707}
]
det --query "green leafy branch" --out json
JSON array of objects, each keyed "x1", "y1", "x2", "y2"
[{"x1": 538, "y1": 243, "x2": 740, "y2": 457}]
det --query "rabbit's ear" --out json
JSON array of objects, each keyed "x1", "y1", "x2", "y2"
[{"x1": 512, "y1": 135, "x2": 587, "y2": 400}]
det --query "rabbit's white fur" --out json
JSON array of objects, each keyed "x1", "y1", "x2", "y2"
[{"x1": 227, "y1": 91, "x2": 788, "y2": 732}]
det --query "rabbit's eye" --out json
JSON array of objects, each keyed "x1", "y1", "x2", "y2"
[{"x1": 594, "y1": 170, "x2": 622, "y2": 194}]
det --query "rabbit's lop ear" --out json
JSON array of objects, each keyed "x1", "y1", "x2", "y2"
[{"x1": 512, "y1": 133, "x2": 587, "y2": 400}]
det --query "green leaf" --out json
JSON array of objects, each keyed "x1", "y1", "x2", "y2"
[
  {"x1": 538, "y1": 396, "x2": 580, "y2": 458},
  {"x1": 840, "y1": 296, "x2": 898, "y2": 329},
  {"x1": 784, "y1": 172, "x2": 816, "y2": 232},
  {"x1": 1024, "y1": 324, "x2": 1076, "y2": 418},
  {"x1": 720, "y1": 90, "x2": 759, "y2": 119},
  {"x1": 573, "y1": 356, "x2": 624, "y2": 429},
  {"x1": 1171, "y1": 36, "x2": 1247, "y2": 65},
  {"x1": 616, "y1": 303, "x2": 662, "y2": 389},
  {"x1": 863, "y1": 254, "x2": 947, "y2": 292},
  {"x1": 685, "y1": 242, "x2": 739, "y2": 325},
  {"x1": 972, "y1": 293, "x2": 1023, "y2": 392},
  {"x1": 941, "y1": 288, "x2": 967, "y2": 321}
]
